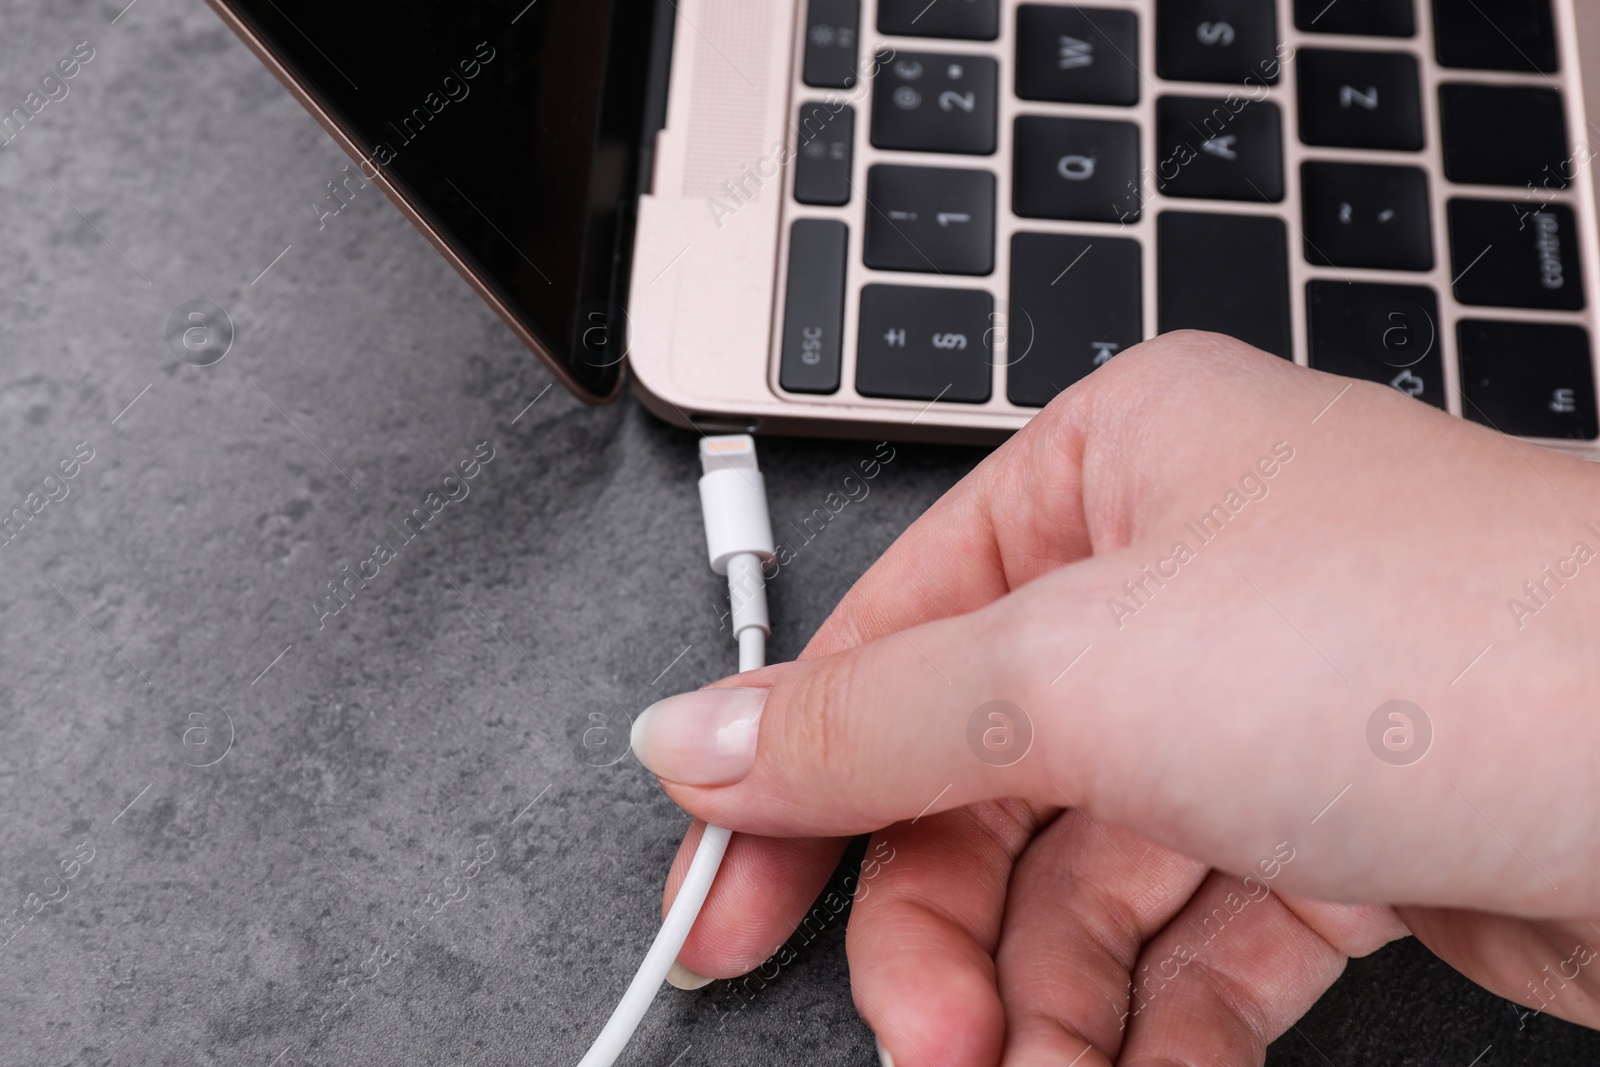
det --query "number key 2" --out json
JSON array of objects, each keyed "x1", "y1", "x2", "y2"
[{"x1": 871, "y1": 50, "x2": 998, "y2": 155}]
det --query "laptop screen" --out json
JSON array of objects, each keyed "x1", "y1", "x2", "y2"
[{"x1": 216, "y1": 0, "x2": 663, "y2": 399}]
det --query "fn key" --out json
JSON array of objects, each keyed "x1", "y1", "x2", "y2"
[{"x1": 780, "y1": 220, "x2": 847, "y2": 394}]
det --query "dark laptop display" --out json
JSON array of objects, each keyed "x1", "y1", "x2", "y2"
[{"x1": 212, "y1": 0, "x2": 665, "y2": 399}]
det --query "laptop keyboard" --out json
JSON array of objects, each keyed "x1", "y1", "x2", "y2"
[{"x1": 775, "y1": 0, "x2": 1600, "y2": 441}]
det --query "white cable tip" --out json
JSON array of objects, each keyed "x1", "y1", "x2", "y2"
[
  {"x1": 700, "y1": 436, "x2": 774, "y2": 660},
  {"x1": 698, "y1": 436, "x2": 776, "y2": 578}
]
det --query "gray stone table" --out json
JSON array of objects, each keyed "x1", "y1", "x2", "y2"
[{"x1": 2, "y1": 2, "x2": 1598, "y2": 1065}]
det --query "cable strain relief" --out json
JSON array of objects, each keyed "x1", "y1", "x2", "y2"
[{"x1": 725, "y1": 552, "x2": 770, "y2": 636}]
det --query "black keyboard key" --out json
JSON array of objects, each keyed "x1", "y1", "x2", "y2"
[
  {"x1": 1015, "y1": 5, "x2": 1141, "y2": 105},
  {"x1": 857, "y1": 284, "x2": 994, "y2": 402},
  {"x1": 1448, "y1": 199, "x2": 1584, "y2": 310},
  {"x1": 1157, "y1": 211, "x2": 1292, "y2": 357},
  {"x1": 1296, "y1": 48, "x2": 1423, "y2": 151},
  {"x1": 864, "y1": 164, "x2": 996, "y2": 275},
  {"x1": 1155, "y1": 96, "x2": 1284, "y2": 202},
  {"x1": 1459, "y1": 320, "x2": 1597, "y2": 439},
  {"x1": 1433, "y1": 0, "x2": 1557, "y2": 72},
  {"x1": 1013, "y1": 115, "x2": 1142, "y2": 223},
  {"x1": 871, "y1": 51, "x2": 999, "y2": 155},
  {"x1": 879, "y1": 0, "x2": 999, "y2": 39},
  {"x1": 794, "y1": 103, "x2": 855, "y2": 206},
  {"x1": 1301, "y1": 161, "x2": 1432, "y2": 270},
  {"x1": 1439, "y1": 84, "x2": 1569, "y2": 188},
  {"x1": 780, "y1": 220, "x2": 848, "y2": 394},
  {"x1": 1306, "y1": 280, "x2": 1444, "y2": 408},
  {"x1": 1008, "y1": 233, "x2": 1143, "y2": 406},
  {"x1": 1294, "y1": 0, "x2": 1414, "y2": 36},
  {"x1": 804, "y1": 0, "x2": 861, "y2": 88},
  {"x1": 1156, "y1": 0, "x2": 1281, "y2": 85}
]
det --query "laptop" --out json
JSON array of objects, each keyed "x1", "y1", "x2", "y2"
[{"x1": 202, "y1": 0, "x2": 1600, "y2": 449}]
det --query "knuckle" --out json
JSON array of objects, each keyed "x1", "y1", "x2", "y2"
[
  {"x1": 1036, "y1": 330, "x2": 1296, "y2": 460},
  {"x1": 772, "y1": 653, "x2": 861, "y2": 780},
  {"x1": 963, "y1": 797, "x2": 1046, "y2": 857},
  {"x1": 1113, "y1": 329, "x2": 1278, "y2": 391}
]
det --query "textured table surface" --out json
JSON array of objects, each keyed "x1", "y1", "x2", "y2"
[{"x1": 2, "y1": 2, "x2": 1598, "y2": 1065}]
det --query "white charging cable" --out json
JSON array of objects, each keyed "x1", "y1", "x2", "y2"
[{"x1": 576, "y1": 435, "x2": 776, "y2": 1067}]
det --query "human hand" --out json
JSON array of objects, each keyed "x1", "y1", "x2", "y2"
[{"x1": 634, "y1": 332, "x2": 1600, "y2": 1066}]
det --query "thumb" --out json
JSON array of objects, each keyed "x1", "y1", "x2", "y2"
[{"x1": 628, "y1": 576, "x2": 1098, "y2": 837}]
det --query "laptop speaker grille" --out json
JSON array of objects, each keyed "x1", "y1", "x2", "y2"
[{"x1": 679, "y1": 0, "x2": 774, "y2": 199}]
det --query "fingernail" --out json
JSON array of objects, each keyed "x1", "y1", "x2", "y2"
[
  {"x1": 631, "y1": 687, "x2": 768, "y2": 786},
  {"x1": 667, "y1": 960, "x2": 714, "y2": 990},
  {"x1": 876, "y1": 1036, "x2": 895, "y2": 1067}
]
